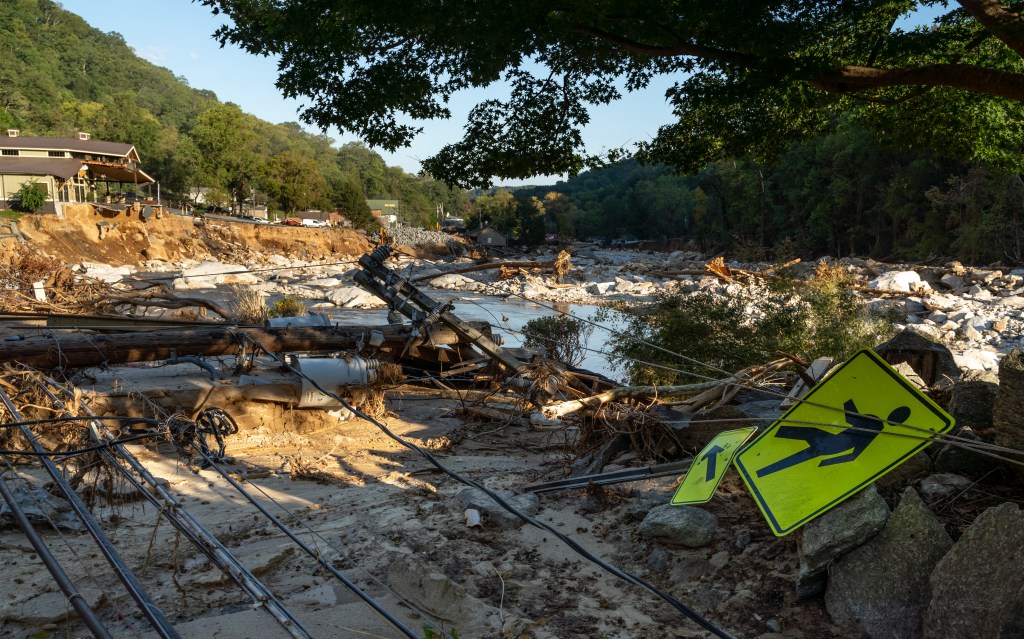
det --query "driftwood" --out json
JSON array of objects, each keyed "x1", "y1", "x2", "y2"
[
  {"x1": 0, "y1": 322, "x2": 491, "y2": 370},
  {"x1": 101, "y1": 286, "x2": 235, "y2": 320},
  {"x1": 411, "y1": 260, "x2": 558, "y2": 282},
  {"x1": 541, "y1": 359, "x2": 792, "y2": 419}
]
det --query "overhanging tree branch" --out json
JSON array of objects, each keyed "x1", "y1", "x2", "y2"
[
  {"x1": 957, "y1": 0, "x2": 1024, "y2": 59},
  {"x1": 809, "y1": 63, "x2": 1024, "y2": 101}
]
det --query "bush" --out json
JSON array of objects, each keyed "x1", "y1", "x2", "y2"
[
  {"x1": 268, "y1": 295, "x2": 306, "y2": 318},
  {"x1": 521, "y1": 314, "x2": 595, "y2": 367},
  {"x1": 225, "y1": 284, "x2": 268, "y2": 325},
  {"x1": 602, "y1": 267, "x2": 896, "y2": 385},
  {"x1": 10, "y1": 181, "x2": 46, "y2": 212}
]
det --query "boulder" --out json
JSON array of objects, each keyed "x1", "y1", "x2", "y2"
[
  {"x1": 586, "y1": 281, "x2": 615, "y2": 295},
  {"x1": 825, "y1": 488, "x2": 952, "y2": 639},
  {"x1": 948, "y1": 369, "x2": 999, "y2": 431},
  {"x1": 429, "y1": 273, "x2": 476, "y2": 289},
  {"x1": 81, "y1": 261, "x2": 133, "y2": 284},
  {"x1": 454, "y1": 488, "x2": 539, "y2": 529},
  {"x1": 639, "y1": 504, "x2": 718, "y2": 548},
  {"x1": 871, "y1": 271, "x2": 923, "y2": 292},
  {"x1": 993, "y1": 349, "x2": 1024, "y2": 481},
  {"x1": 923, "y1": 503, "x2": 1024, "y2": 638},
  {"x1": 326, "y1": 286, "x2": 384, "y2": 308},
  {"x1": 918, "y1": 473, "x2": 973, "y2": 501},
  {"x1": 796, "y1": 485, "x2": 890, "y2": 598}
]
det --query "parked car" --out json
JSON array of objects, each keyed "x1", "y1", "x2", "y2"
[
  {"x1": 281, "y1": 217, "x2": 302, "y2": 226},
  {"x1": 301, "y1": 219, "x2": 327, "y2": 228}
]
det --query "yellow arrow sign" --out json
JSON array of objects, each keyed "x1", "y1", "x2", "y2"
[
  {"x1": 671, "y1": 427, "x2": 757, "y2": 505},
  {"x1": 734, "y1": 349, "x2": 954, "y2": 536}
]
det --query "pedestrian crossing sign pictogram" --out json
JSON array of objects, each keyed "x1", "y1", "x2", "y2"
[
  {"x1": 671, "y1": 427, "x2": 757, "y2": 505},
  {"x1": 734, "y1": 349, "x2": 954, "y2": 536}
]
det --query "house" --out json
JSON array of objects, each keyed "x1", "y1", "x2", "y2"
[
  {"x1": 0, "y1": 130, "x2": 154, "y2": 215},
  {"x1": 467, "y1": 225, "x2": 508, "y2": 247},
  {"x1": 366, "y1": 199, "x2": 399, "y2": 226}
]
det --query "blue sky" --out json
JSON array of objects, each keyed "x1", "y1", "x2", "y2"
[{"x1": 58, "y1": 0, "x2": 676, "y2": 185}]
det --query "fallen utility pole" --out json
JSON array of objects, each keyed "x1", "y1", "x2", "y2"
[
  {"x1": 0, "y1": 388, "x2": 180, "y2": 639},
  {"x1": 355, "y1": 244, "x2": 524, "y2": 372},
  {"x1": 37, "y1": 381, "x2": 315, "y2": 639},
  {"x1": 0, "y1": 322, "x2": 490, "y2": 369}
]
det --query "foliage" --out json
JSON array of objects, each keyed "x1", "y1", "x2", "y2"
[
  {"x1": 203, "y1": 0, "x2": 1024, "y2": 186},
  {"x1": 521, "y1": 314, "x2": 595, "y2": 367},
  {"x1": 225, "y1": 284, "x2": 268, "y2": 325},
  {"x1": 10, "y1": 180, "x2": 47, "y2": 212},
  {"x1": 268, "y1": 295, "x2": 306, "y2": 318},
  {"x1": 601, "y1": 273, "x2": 895, "y2": 386}
]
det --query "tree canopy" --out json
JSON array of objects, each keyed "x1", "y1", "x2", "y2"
[{"x1": 202, "y1": 0, "x2": 1024, "y2": 187}]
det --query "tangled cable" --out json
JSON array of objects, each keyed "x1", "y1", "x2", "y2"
[{"x1": 169, "y1": 408, "x2": 238, "y2": 468}]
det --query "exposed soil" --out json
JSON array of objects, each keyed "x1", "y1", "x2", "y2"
[{"x1": 14, "y1": 205, "x2": 372, "y2": 266}]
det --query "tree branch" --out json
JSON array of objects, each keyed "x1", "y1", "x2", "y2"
[
  {"x1": 957, "y1": 0, "x2": 1024, "y2": 59},
  {"x1": 809, "y1": 63, "x2": 1024, "y2": 101}
]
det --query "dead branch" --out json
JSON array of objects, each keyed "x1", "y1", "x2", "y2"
[{"x1": 543, "y1": 359, "x2": 793, "y2": 419}]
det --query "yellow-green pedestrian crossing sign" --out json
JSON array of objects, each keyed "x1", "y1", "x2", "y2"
[
  {"x1": 671, "y1": 427, "x2": 757, "y2": 505},
  {"x1": 734, "y1": 349, "x2": 954, "y2": 536}
]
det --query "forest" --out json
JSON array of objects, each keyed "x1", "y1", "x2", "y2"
[
  {"x1": 0, "y1": 0, "x2": 468, "y2": 228},
  {"x1": 518, "y1": 118, "x2": 1024, "y2": 264}
]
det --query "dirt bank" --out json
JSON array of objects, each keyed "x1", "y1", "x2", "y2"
[{"x1": 14, "y1": 205, "x2": 373, "y2": 266}]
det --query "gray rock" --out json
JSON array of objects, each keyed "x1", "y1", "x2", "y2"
[
  {"x1": 923, "y1": 503, "x2": 1024, "y2": 639},
  {"x1": 949, "y1": 369, "x2": 999, "y2": 431},
  {"x1": 797, "y1": 485, "x2": 890, "y2": 598},
  {"x1": 454, "y1": 488, "x2": 539, "y2": 529},
  {"x1": 993, "y1": 349, "x2": 1024, "y2": 481},
  {"x1": 934, "y1": 428, "x2": 991, "y2": 474},
  {"x1": 940, "y1": 274, "x2": 965, "y2": 290},
  {"x1": 586, "y1": 281, "x2": 614, "y2": 295},
  {"x1": 825, "y1": 488, "x2": 952, "y2": 639},
  {"x1": 918, "y1": 473, "x2": 973, "y2": 501},
  {"x1": 639, "y1": 504, "x2": 718, "y2": 548},
  {"x1": 871, "y1": 271, "x2": 923, "y2": 292}
]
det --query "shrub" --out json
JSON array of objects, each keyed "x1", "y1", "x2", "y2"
[
  {"x1": 602, "y1": 268, "x2": 896, "y2": 385},
  {"x1": 268, "y1": 295, "x2": 306, "y2": 318},
  {"x1": 521, "y1": 314, "x2": 595, "y2": 367},
  {"x1": 10, "y1": 181, "x2": 47, "y2": 213},
  {"x1": 225, "y1": 284, "x2": 268, "y2": 325}
]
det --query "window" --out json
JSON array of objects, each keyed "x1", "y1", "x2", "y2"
[
  {"x1": 1, "y1": 149, "x2": 17, "y2": 156},
  {"x1": 48, "y1": 151, "x2": 66, "y2": 157}
]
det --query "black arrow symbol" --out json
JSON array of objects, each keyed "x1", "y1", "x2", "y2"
[{"x1": 702, "y1": 444, "x2": 726, "y2": 482}]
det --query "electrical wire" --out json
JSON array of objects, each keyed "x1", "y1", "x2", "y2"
[{"x1": 239, "y1": 332, "x2": 740, "y2": 639}]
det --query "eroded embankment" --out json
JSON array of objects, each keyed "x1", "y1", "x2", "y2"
[{"x1": 13, "y1": 205, "x2": 373, "y2": 266}]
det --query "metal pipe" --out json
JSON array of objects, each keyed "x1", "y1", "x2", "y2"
[
  {"x1": 0, "y1": 388, "x2": 181, "y2": 639},
  {"x1": 0, "y1": 465, "x2": 113, "y2": 639},
  {"x1": 38, "y1": 381, "x2": 315, "y2": 639},
  {"x1": 166, "y1": 355, "x2": 220, "y2": 380}
]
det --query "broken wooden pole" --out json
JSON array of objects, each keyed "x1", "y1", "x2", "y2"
[{"x1": 0, "y1": 322, "x2": 491, "y2": 370}]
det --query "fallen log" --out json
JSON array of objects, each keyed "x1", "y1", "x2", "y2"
[{"x1": 0, "y1": 322, "x2": 492, "y2": 370}]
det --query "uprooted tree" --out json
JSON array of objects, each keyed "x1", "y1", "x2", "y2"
[{"x1": 203, "y1": 0, "x2": 1024, "y2": 186}]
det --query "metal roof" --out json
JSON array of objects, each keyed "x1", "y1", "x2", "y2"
[
  {"x1": 0, "y1": 157, "x2": 87, "y2": 180},
  {"x1": 0, "y1": 135, "x2": 136, "y2": 158}
]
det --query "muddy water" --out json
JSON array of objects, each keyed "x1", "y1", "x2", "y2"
[{"x1": 327, "y1": 292, "x2": 626, "y2": 382}]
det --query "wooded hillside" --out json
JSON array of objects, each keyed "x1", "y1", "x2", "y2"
[{"x1": 0, "y1": 0, "x2": 467, "y2": 227}]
